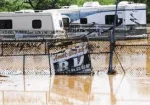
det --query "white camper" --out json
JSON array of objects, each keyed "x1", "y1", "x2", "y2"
[
  {"x1": 58, "y1": 1, "x2": 147, "y2": 37},
  {"x1": 0, "y1": 10, "x2": 65, "y2": 39}
]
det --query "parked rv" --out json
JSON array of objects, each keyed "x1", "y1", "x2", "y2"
[
  {"x1": 57, "y1": 1, "x2": 147, "y2": 38},
  {"x1": 0, "y1": 10, "x2": 65, "y2": 39}
]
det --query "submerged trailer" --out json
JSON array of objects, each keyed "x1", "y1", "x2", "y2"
[
  {"x1": 57, "y1": 1, "x2": 147, "y2": 38},
  {"x1": 0, "y1": 10, "x2": 65, "y2": 39}
]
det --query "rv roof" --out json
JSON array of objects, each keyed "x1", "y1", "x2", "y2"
[
  {"x1": 69, "y1": 5, "x2": 78, "y2": 9},
  {"x1": 15, "y1": 9, "x2": 34, "y2": 13},
  {"x1": 83, "y1": 1, "x2": 100, "y2": 7},
  {"x1": 118, "y1": 1, "x2": 134, "y2": 5},
  {"x1": 41, "y1": 10, "x2": 61, "y2": 14},
  {"x1": 0, "y1": 11, "x2": 59, "y2": 17},
  {"x1": 59, "y1": 2, "x2": 146, "y2": 11},
  {"x1": 60, "y1": 1, "x2": 146, "y2": 9}
]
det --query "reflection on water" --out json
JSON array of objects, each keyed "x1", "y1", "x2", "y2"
[
  {"x1": 49, "y1": 76, "x2": 93, "y2": 105},
  {"x1": 0, "y1": 75, "x2": 150, "y2": 105}
]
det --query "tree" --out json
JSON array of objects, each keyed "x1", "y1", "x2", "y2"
[
  {"x1": 24, "y1": 0, "x2": 116, "y2": 10},
  {"x1": 0, "y1": 0, "x2": 5, "y2": 7},
  {"x1": 24, "y1": 0, "x2": 60, "y2": 10},
  {"x1": 0, "y1": 0, "x2": 31, "y2": 11},
  {"x1": 0, "y1": 0, "x2": 6, "y2": 11}
]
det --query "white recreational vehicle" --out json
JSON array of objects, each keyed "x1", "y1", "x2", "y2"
[
  {"x1": 0, "y1": 10, "x2": 65, "y2": 39},
  {"x1": 58, "y1": 1, "x2": 147, "y2": 37}
]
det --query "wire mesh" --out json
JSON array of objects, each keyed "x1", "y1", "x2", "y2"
[
  {"x1": 88, "y1": 41, "x2": 110, "y2": 53},
  {"x1": 115, "y1": 45, "x2": 150, "y2": 76},
  {"x1": 0, "y1": 38, "x2": 150, "y2": 75},
  {"x1": 0, "y1": 41, "x2": 46, "y2": 56},
  {"x1": 0, "y1": 56, "x2": 23, "y2": 75},
  {"x1": 25, "y1": 55, "x2": 50, "y2": 75}
]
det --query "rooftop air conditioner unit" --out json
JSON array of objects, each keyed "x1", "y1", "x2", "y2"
[{"x1": 83, "y1": 2, "x2": 100, "y2": 7}]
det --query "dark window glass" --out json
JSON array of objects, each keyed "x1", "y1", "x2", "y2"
[
  {"x1": 59, "y1": 20, "x2": 63, "y2": 27},
  {"x1": 105, "y1": 15, "x2": 118, "y2": 25},
  {"x1": 0, "y1": 20, "x2": 12, "y2": 29},
  {"x1": 80, "y1": 18, "x2": 87, "y2": 24},
  {"x1": 62, "y1": 18, "x2": 69, "y2": 27},
  {"x1": 32, "y1": 20, "x2": 41, "y2": 29}
]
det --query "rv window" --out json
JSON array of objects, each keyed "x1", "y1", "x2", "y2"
[
  {"x1": 105, "y1": 15, "x2": 118, "y2": 25},
  {"x1": 0, "y1": 20, "x2": 12, "y2": 29},
  {"x1": 59, "y1": 20, "x2": 63, "y2": 27},
  {"x1": 80, "y1": 18, "x2": 87, "y2": 24},
  {"x1": 63, "y1": 18, "x2": 69, "y2": 27},
  {"x1": 32, "y1": 20, "x2": 41, "y2": 29}
]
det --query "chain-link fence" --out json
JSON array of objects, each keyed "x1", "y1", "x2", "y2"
[{"x1": 0, "y1": 38, "x2": 150, "y2": 75}]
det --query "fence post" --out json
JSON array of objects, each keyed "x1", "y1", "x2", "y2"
[
  {"x1": 23, "y1": 55, "x2": 26, "y2": 75},
  {"x1": 47, "y1": 43, "x2": 51, "y2": 75},
  {"x1": 108, "y1": 31, "x2": 116, "y2": 74},
  {"x1": 1, "y1": 41, "x2": 3, "y2": 56},
  {"x1": 107, "y1": 0, "x2": 118, "y2": 75},
  {"x1": 45, "y1": 40, "x2": 47, "y2": 54}
]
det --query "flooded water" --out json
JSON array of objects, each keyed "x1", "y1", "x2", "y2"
[
  {"x1": 0, "y1": 75, "x2": 150, "y2": 105},
  {"x1": 1, "y1": 38, "x2": 150, "y2": 104}
]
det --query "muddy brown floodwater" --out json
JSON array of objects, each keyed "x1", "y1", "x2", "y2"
[{"x1": 0, "y1": 75, "x2": 150, "y2": 105}]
